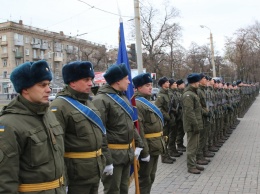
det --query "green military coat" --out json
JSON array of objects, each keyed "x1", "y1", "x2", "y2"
[
  {"x1": 0, "y1": 95, "x2": 65, "y2": 194},
  {"x1": 92, "y1": 84, "x2": 143, "y2": 165},
  {"x1": 50, "y1": 86, "x2": 109, "y2": 186},
  {"x1": 134, "y1": 91, "x2": 164, "y2": 158},
  {"x1": 182, "y1": 85, "x2": 203, "y2": 133}
]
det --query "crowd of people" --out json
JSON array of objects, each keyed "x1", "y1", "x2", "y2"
[{"x1": 0, "y1": 59, "x2": 258, "y2": 194}]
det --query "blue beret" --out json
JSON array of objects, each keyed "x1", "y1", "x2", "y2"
[
  {"x1": 104, "y1": 63, "x2": 129, "y2": 85},
  {"x1": 158, "y1": 76, "x2": 168, "y2": 87},
  {"x1": 176, "y1": 79, "x2": 184, "y2": 86},
  {"x1": 10, "y1": 60, "x2": 52, "y2": 93},
  {"x1": 187, "y1": 73, "x2": 201, "y2": 84},
  {"x1": 132, "y1": 73, "x2": 152, "y2": 88},
  {"x1": 62, "y1": 61, "x2": 94, "y2": 84}
]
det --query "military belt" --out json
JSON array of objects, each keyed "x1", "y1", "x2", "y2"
[
  {"x1": 108, "y1": 143, "x2": 132, "y2": 149},
  {"x1": 64, "y1": 149, "x2": 102, "y2": 158},
  {"x1": 18, "y1": 176, "x2": 63, "y2": 192},
  {"x1": 144, "y1": 132, "x2": 162, "y2": 138}
]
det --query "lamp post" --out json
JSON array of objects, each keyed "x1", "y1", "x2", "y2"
[{"x1": 200, "y1": 25, "x2": 216, "y2": 77}]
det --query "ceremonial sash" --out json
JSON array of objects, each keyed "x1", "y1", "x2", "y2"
[
  {"x1": 106, "y1": 93, "x2": 134, "y2": 120},
  {"x1": 58, "y1": 96, "x2": 106, "y2": 134},
  {"x1": 136, "y1": 97, "x2": 164, "y2": 126}
]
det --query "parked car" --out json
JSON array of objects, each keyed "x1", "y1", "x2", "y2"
[
  {"x1": 151, "y1": 88, "x2": 159, "y2": 100},
  {"x1": 48, "y1": 93, "x2": 56, "y2": 101}
]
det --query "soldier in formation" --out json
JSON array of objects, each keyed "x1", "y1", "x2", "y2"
[
  {"x1": 132, "y1": 73, "x2": 165, "y2": 194},
  {"x1": 50, "y1": 61, "x2": 109, "y2": 194},
  {"x1": 0, "y1": 60, "x2": 66, "y2": 193},
  {"x1": 92, "y1": 63, "x2": 143, "y2": 194}
]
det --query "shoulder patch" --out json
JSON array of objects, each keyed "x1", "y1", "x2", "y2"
[
  {"x1": 50, "y1": 107, "x2": 58, "y2": 112},
  {"x1": 0, "y1": 126, "x2": 4, "y2": 132}
]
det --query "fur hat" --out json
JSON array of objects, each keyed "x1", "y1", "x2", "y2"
[
  {"x1": 132, "y1": 73, "x2": 152, "y2": 88},
  {"x1": 176, "y1": 79, "x2": 184, "y2": 86},
  {"x1": 236, "y1": 80, "x2": 242, "y2": 86},
  {"x1": 104, "y1": 63, "x2": 129, "y2": 85},
  {"x1": 169, "y1": 78, "x2": 176, "y2": 86},
  {"x1": 10, "y1": 60, "x2": 52, "y2": 93},
  {"x1": 62, "y1": 61, "x2": 94, "y2": 84},
  {"x1": 158, "y1": 76, "x2": 168, "y2": 87},
  {"x1": 187, "y1": 73, "x2": 201, "y2": 84}
]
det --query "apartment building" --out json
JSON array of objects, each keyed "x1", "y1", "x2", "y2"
[{"x1": 0, "y1": 20, "x2": 106, "y2": 94}]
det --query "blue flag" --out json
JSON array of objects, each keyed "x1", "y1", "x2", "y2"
[
  {"x1": 116, "y1": 20, "x2": 138, "y2": 124},
  {"x1": 116, "y1": 19, "x2": 140, "y2": 192}
]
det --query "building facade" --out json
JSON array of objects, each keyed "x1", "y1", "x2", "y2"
[{"x1": 0, "y1": 20, "x2": 106, "y2": 94}]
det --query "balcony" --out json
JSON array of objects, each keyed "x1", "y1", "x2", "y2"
[
  {"x1": 33, "y1": 55, "x2": 40, "y2": 60},
  {"x1": 66, "y1": 48, "x2": 74, "y2": 54},
  {"x1": 14, "y1": 39, "x2": 24, "y2": 46},
  {"x1": 54, "y1": 56, "x2": 63, "y2": 62},
  {"x1": 15, "y1": 52, "x2": 23, "y2": 58},
  {"x1": 31, "y1": 43, "x2": 41, "y2": 49},
  {"x1": 41, "y1": 43, "x2": 48, "y2": 50},
  {"x1": 1, "y1": 41, "x2": 7, "y2": 46},
  {"x1": 1, "y1": 53, "x2": 8, "y2": 58}
]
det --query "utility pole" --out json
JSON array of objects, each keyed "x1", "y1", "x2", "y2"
[
  {"x1": 200, "y1": 25, "x2": 216, "y2": 77},
  {"x1": 134, "y1": 0, "x2": 143, "y2": 74}
]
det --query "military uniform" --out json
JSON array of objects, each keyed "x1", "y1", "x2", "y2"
[
  {"x1": 0, "y1": 95, "x2": 66, "y2": 193},
  {"x1": 183, "y1": 83, "x2": 203, "y2": 173},
  {"x1": 93, "y1": 84, "x2": 143, "y2": 194},
  {"x1": 51, "y1": 86, "x2": 108, "y2": 194},
  {"x1": 155, "y1": 87, "x2": 175, "y2": 162},
  {"x1": 134, "y1": 91, "x2": 164, "y2": 194}
]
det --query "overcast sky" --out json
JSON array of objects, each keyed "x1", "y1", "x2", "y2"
[{"x1": 1, "y1": 0, "x2": 259, "y2": 55}]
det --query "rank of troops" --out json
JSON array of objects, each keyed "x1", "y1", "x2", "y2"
[
  {"x1": 155, "y1": 73, "x2": 259, "y2": 174},
  {"x1": 0, "y1": 60, "x2": 258, "y2": 194}
]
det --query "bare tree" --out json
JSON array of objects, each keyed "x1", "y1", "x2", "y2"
[{"x1": 139, "y1": 1, "x2": 181, "y2": 78}]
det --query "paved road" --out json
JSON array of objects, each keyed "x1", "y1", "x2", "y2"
[{"x1": 99, "y1": 95, "x2": 260, "y2": 194}]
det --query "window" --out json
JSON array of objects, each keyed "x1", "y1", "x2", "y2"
[
  {"x1": 25, "y1": 37, "x2": 29, "y2": 44},
  {"x1": 2, "y1": 46, "x2": 7, "y2": 53},
  {"x1": 3, "y1": 71, "x2": 7, "y2": 78},
  {"x1": 14, "y1": 33, "x2": 23, "y2": 41},
  {"x1": 33, "y1": 49, "x2": 37, "y2": 58},
  {"x1": 40, "y1": 50, "x2": 44, "y2": 59},
  {"x1": 16, "y1": 59, "x2": 21, "y2": 66},
  {"x1": 2, "y1": 35, "x2": 7, "y2": 41},
  {"x1": 3, "y1": 60, "x2": 7, "y2": 67},
  {"x1": 48, "y1": 52, "x2": 52, "y2": 59},
  {"x1": 25, "y1": 49, "x2": 29, "y2": 56}
]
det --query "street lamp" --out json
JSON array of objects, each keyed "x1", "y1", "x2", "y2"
[{"x1": 200, "y1": 25, "x2": 216, "y2": 77}]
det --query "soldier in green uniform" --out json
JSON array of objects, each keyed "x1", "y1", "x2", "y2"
[
  {"x1": 155, "y1": 77, "x2": 175, "y2": 164},
  {"x1": 50, "y1": 61, "x2": 109, "y2": 194},
  {"x1": 182, "y1": 73, "x2": 204, "y2": 174},
  {"x1": 92, "y1": 64, "x2": 143, "y2": 194},
  {"x1": 176, "y1": 79, "x2": 186, "y2": 152},
  {"x1": 196, "y1": 74, "x2": 211, "y2": 165},
  {"x1": 0, "y1": 60, "x2": 66, "y2": 193},
  {"x1": 207, "y1": 77, "x2": 219, "y2": 153},
  {"x1": 132, "y1": 73, "x2": 165, "y2": 194},
  {"x1": 168, "y1": 79, "x2": 183, "y2": 157}
]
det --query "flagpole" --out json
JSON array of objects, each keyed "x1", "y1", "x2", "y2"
[
  {"x1": 134, "y1": 0, "x2": 143, "y2": 74},
  {"x1": 116, "y1": 18, "x2": 140, "y2": 194}
]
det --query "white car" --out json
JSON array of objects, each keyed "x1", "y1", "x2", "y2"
[{"x1": 48, "y1": 93, "x2": 56, "y2": 101}]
